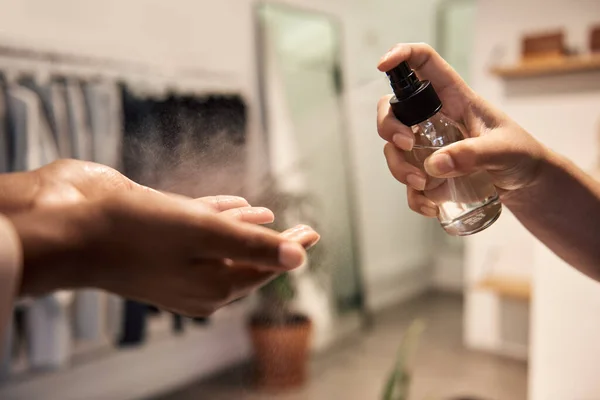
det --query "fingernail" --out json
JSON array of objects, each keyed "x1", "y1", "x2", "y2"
[
  {"x1": 279, "y1": 225, "x2": 310, "y2": 238},
  {"x1": 289, "y1": 224, "x2": 311, "y2": 233},
  {"x1": 380, "y1": 45, "x2": 403, "y2": 65},
  {"x1": 406, "y1": 174, "x2": 426, "y2": 191},
  {"x1": 279, "y1": 242, "x2": 306, "y2": 269},
  {"x1": 249, "y1": 207, "x2": 274, "y2": 222},
  {"x1": 428, "y1": 153, "x2": 455, "y2": 175},
  {"x1": 421, "y1": 206, "x2": 438, "y2": 217},
  {"x1": 392, "y1": 133, "x2": 414, "y2": 150},
  {"x1": 379, "y1": 50, "x2": 393, "y2": 64},
  {"x1": 305, "y1": 234, "x2": 321, "y2": 250}
]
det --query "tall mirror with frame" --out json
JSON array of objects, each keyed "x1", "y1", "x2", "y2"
[{"x1": 256, "y1": 3, "x2": 366, "y2": 336}]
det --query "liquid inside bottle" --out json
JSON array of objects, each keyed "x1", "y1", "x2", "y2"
[{"x1": 405, "y1": 112, "x2": 502, "y2": 236}]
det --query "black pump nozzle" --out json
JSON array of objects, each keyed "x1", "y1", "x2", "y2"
[
  {"x1": 385, "y1": 62, "x2": 442, "y2": 126},
  {"x1": 386, "y1": 61, "x2": 420, "y2": 97}
]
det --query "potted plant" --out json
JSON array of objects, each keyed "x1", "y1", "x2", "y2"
[{"x1": 247, "y1": 176, "x2": 324, "y2": 391}]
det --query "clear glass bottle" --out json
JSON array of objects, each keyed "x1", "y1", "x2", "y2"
[{"x1": 386, "y1": 62, "x2": 501, "y2": 236}]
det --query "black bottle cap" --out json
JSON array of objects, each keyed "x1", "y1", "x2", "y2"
[{"x1": 386, "y1": 61, "x2": 442, "y2": 126}]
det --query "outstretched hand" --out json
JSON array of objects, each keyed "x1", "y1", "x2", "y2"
[{"x1": 4, "y1": 160, "x2": 319, "y2": 316}]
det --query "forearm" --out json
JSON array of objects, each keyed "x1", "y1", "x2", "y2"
[{"x1": 504, "y1": 150, "x2": 600, "y2": 280}]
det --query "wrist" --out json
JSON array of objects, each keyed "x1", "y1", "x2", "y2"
[
  {"x1": 501, "y1": 147, "x2": 564, "y2": 211},
  {"x1": 9, "y1": 201, "x2": 104, "y2": 296}
]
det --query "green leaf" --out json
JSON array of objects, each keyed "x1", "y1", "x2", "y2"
[{"x1": 381, "y1": 320, "x2": 425, "y2": 400}]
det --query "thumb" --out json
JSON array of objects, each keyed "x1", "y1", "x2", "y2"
[{"x1": 424, "y1": 132, "x2": 520, "y2": 178}]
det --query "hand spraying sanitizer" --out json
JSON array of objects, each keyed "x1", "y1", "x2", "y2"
[{"x1": 386, "y1": 62, "x2": 502, "y2": 236}]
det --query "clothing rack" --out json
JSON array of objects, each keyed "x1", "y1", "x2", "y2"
[
  {"x1": 0, "y1": 42, "x2": 251, "y2": 385},
  {"x1": 0, "y1": 44, "x2": 242, "y2": 96}
]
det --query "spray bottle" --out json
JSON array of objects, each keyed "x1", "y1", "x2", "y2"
[{"x1": 386, "y1": 62, "x2": 501, "y2": 235}]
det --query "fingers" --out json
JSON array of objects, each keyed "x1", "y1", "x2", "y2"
[
  {"x1": 378, "y1": 43, "x2": 465, "y2": 93},
  {"x1": 181, "y1": 259, "x2": 277, "y2": 315},
  {"x1": 377, "y1": 95, "x2": 414, "y2": 149},
  {"x1": 423, "y1": 133, "x2": 518, "y2": 179},
  {"x1": 382, "y1": 142, "x2": 440, "y2": 218},
  {"x1": 226, "y1": 269, "x2": 276, "y2": 298},
  {"x1": 225, "y1": 225, "x2": 319, "y2": 272},
  {"x1": 196, "y1": 215, "x2": 309, "y2": 271},
  {"x1": 407, "y1": 187, "x2": 438, "y2": 218},
  {"x1": 220, "y1": 207, "x2": 275, "y2": 224},
  {"x1": 383, "y1": 143, "x2": 427, "y2": 191},
  {"x1": 164, "y1": 195, "x2": 273, "y2": 223},
  {"x1": 153, "y1": 193, "x2": 251, "y2": 213},
  {"x1": 196, "y1": 196, "x2": 250, "y2": 211},
  {"x1": 280, "y1": 225, "x2": 321, "y2": 249}
]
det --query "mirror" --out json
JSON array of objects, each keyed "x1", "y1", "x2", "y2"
[{"x1": 256, "y1": 4, "x2": 364, "y2": 317}]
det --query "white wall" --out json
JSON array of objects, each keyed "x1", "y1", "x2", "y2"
[{"x1": 469, "y1": 1, "x2": 600, "y2": 399}]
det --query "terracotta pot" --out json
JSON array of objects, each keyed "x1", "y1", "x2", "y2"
[{"x1": 249, "y1": 315, "x2": 312, "y2": 390}]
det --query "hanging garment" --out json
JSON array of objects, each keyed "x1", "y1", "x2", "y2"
[
  {"x1": 118, "y1": 301, "x2": 148, "y2": 347},
  {"x1": 172, "y1": 314, "x2": 185, "y2": 334},
  {"x1": 193, "y1": 317, "x2": 209, "y2": 325},
  {"x1": 6, "y1": 85, "x2": 72, "y2": 370},
  {"x1": 6, "y1": 85, "x2": 40, "y2": 172},
  {"x1": 19, "y1": 78, "x2": 72, "y2": 159},
  {"x1": 72, "y1": 81, "x2": 124, "y2": 343},
  {"x1": 83, "y1": 81, "x2": 123, "y2": 168},
  {"x1": 65, "y1": 79, "x2": 93, "y2": 161},
  {"x1": 48, "y1": 81, "x2": 72, "y2": 158},
  {"x1": 147, "y1": 305, "x2": 161, "y2": 315},
  {"x1": 73, "y1": 290, "x2": 104, "y2": 342},
  {"x1": 25, "y1": 294, "x2": 71, "y2": 370},
  {"x1": 105, "y1": 294, "x2": 123, "y2": 341}
]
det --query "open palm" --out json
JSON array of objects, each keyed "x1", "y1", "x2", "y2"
[{"x1": 9, "y1": 160, "x2": 319, "y2": 316}]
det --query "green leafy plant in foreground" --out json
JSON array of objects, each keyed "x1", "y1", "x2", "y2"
[{"x1": 381, "y1": 320, "x2": 426, "y2": 400}]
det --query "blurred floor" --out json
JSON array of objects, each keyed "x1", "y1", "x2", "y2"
[{"x1": 150, "y1": 293, "x2": 527, "y2": 400}]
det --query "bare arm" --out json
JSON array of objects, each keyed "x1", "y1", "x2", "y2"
[
  {"x1": 377, "y1": 43, "x2": 600, "y2": 281},
  {"x1": 505, "y1": 151, "x2": 600, "y2": 279}
]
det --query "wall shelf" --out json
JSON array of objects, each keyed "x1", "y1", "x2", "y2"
[
  {"x1": 490, "y1": 54, "x2": 600, "y2": 79},
  {"x1": 477, "y1": 276, "x2": 531, "y2": 302}
]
